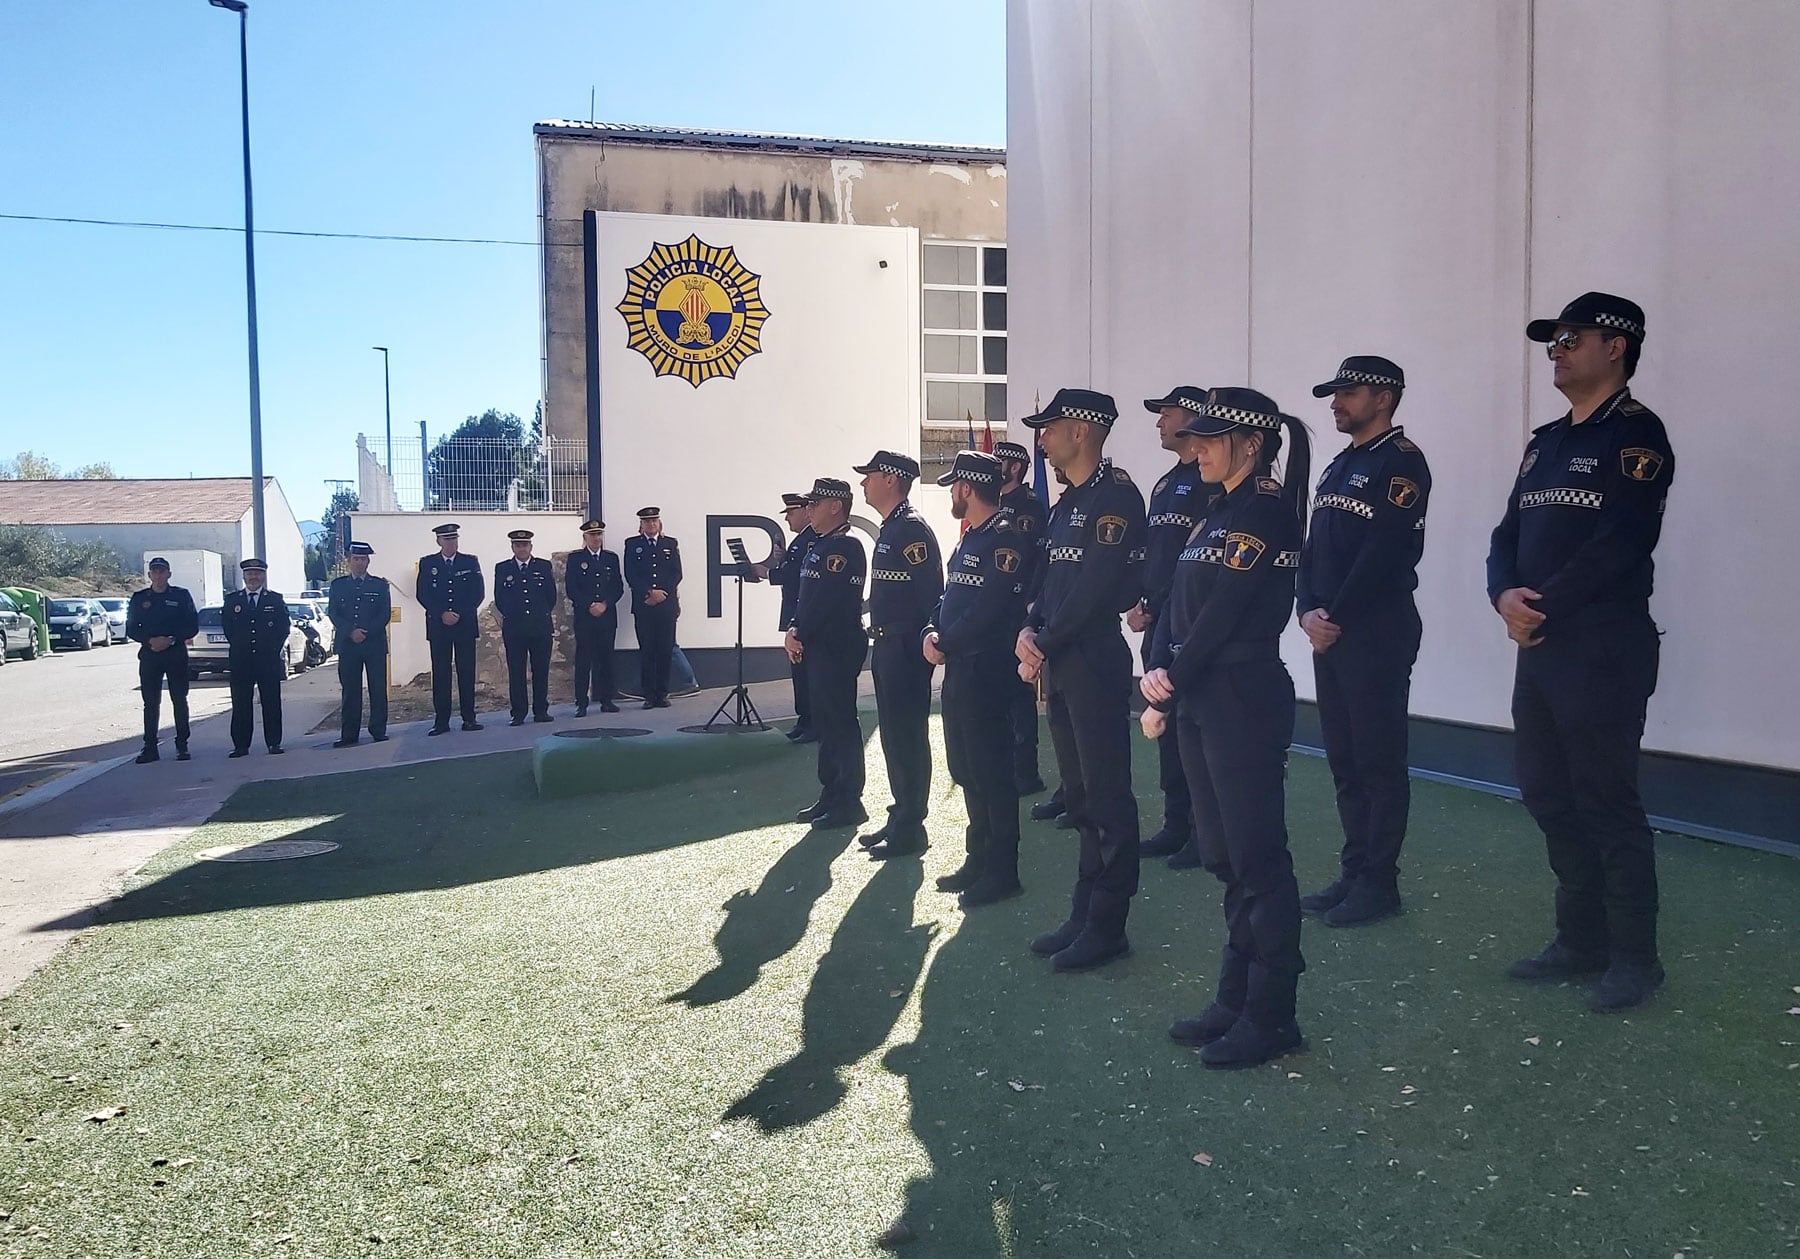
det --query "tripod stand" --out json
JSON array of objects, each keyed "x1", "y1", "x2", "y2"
[{"x1": 704, "y1": 575, "x2": 769, "y2": 730}]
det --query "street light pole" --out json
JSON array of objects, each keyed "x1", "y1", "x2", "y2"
[
  {"x1": 210, "y1": 0, "x2": 267, "y2": 561},
  {"x1": 372, "y1": 346, "x2": 392, "y2": 470}
]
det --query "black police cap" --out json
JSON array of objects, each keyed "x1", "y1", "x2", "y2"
[
  {"x1": 936, "y1": 450, "x2": 1003, "y2": 487},
  {"x1": 992, "y1": 440, "x2": 1031, "y2": 464},
  {"x1": 1312, "y1": 356, "x2": 1405, "y2": 398},
  {"x1": 1143, "y1": 385, "x2": 1210, "y2": 414},
  {"x1": 1526, "y1": 291, "x2": 1645, "y2": 343},
  {"x1": 1022, "y1": 388, "x2": 1119, "y2": 429},
  {"x1": 803, "y1": 477, "x2": 853, "y2": 503},
  {"x1": 852, "y1": 450, "x2": 921, "y2": 480},
  {"x1": 1177, "y1": 387, "x2": 1287, "y2": 437}
]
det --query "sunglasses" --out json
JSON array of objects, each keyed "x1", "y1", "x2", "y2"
[{"x1": 1544, "y1": 328, "x2": 1623, "y2": 356}]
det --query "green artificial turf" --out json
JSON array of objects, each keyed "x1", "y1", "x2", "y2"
[{"x1": 2, "y1": 716, "x2": 1797, "y2": 1257}]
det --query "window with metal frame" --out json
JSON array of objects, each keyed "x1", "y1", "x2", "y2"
[{"x1": 922, "y1": 241, "x2": 1007, "y2": 430}]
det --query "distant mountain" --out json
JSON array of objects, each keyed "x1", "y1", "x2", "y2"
[{"x1": 298, "y1": 519, "x2": 326, "y2": 543}]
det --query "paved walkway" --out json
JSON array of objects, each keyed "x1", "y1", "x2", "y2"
[{"x1": 0, "y1": 673, "x2": 847, "y2": 996}]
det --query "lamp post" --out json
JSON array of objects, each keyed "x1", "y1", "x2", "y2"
[
  {"x1": 372, "y1": 346, "x2": 392, "y2": 470},
  {"x1": 209, "y1": 0, "x2": 266, "y2": 561}
]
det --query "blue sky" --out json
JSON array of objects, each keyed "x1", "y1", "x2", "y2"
[{"x1": 0, "y1": 1, "x2": 1003, "y2": 524}]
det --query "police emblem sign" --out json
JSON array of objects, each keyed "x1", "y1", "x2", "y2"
[{"x1": 616, "y1": 234, "x2": 771, "y2": 386}]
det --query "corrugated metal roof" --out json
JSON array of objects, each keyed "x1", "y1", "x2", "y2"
[
  {"x1": 0, "y1": 478, "x2": 274, "y2": 526},
  {"x1": 533, "y1": 120, "x2": 1005, "y2": 163}
]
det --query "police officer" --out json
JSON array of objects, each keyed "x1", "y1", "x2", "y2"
[
  {"x1": 757, "y1": 493, "x2": 818, "y2": 743},
  {"x1": 566, "y1": 520, "x2": 623, "y2": 716},
  {"x1": 127, "y1": 556, "x2": 199, "y2": 764},
  {"x1": 625, "y1": 507, "x2": 682, "y2": 709},
  {"x1": 1489, "y1": 292, "x2": 1675, "y2": 1013},
  {"x1": 854, "y1": 450, "x2": 944, "y2": 860},
  {"x1": 495, "y1": 529, "x2": 557, "y2": 726},
  {"x1": 1016, "y1": 388, "x2": 1148, "y2": 972},
  {"x1": 1296, "y1": 357, "x2": 1432, "y2": 928},
  {"x1": 1134, "y1": 386, "x2": 1210, "y2": 867},
  {"x1": 221, "y1": 558, "x2": 290, "y2": 757},
  {"x1": 1141, "y1": 387, "x2": 1312, "y2": 1069},
  {"x1": 995, "y1": 439, "x2": 1049, "y2": 795},
  {"x1": 924, "y1": 451, "x2": 1030, "y2": 906},
  {"x1": 787, "y1": 478, "x2": 868, "y2": 831},
  {"x1": 328, "y1": 541, "x2": 392, "y2": 747},
  {"x1": 417, "y1": 523, "x2": 485, "y2": 735}
]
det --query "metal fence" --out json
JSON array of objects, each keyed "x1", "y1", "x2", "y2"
[{"x1": 366, "y1": 436, "x2": 589, "y2": 513}]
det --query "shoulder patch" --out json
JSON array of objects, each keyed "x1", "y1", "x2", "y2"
[
  {"x1": 1154, "y1": 475, "x2": 1170, "y2": 496},
  {"x1": 1388, "y1": 476, "x2": 1421, "y2": 508},
  {"x1": 1519, "y1": 448, "x2": 1540, "y2": 477},
  {"x1": 1393, "y1": 435, "x2": 1419, "y2": 452},
  {"x1": 1620, "y1": 447, "x2": 1665, "y2": 481},
  {"x1": 1223, "y1": 533, "x2": 1267, "y2": 570},
  {"x1": 1112, "y1": 468, "x2": 1131, "y2": 484},
  {"x1": 903, "y1": 540, "x2": 929, "y2": 566},
  {"x1": 993, "y1": 547, "x2": 1021, "y2": 574},
  {"x1": 825, "y1": 553, "x2": 846, "y2": 574},
  {"x1": 1257, "y1": 477, "x2": 1282, "y2": 496},
  {"x1": 1619, "y1": 399, "x2": 1647, "y2": 415},
  {"x1": 1095, "y1": 515, "x2": 1128, "y2": 545}
]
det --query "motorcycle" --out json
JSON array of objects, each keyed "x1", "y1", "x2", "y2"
[{"x1": 298, "y1": 618, "x2": 328, "y2": 671}]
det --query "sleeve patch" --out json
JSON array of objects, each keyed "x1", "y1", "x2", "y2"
[
  {"x1": 1222, "y1": 533, "x2": 1267, "y2": 570},
  {"x1": 903, "y1": 541, "x2": 929, "y2": 565},
  {"x1": 1095, "y1": 515, "x2": 1128, "y2": 545},
  {"x1": 1621, "y1": 448, "x2": 1665, "y2": 481},
  {"x1": 1113, "y1": 468, "x2": 1131, "y2": 483},
  {"x1": 1388, "y1": 477, "x2": 1421, "y2": 508},
  {"x1": 1520, "y1": 449, "x2": 1540, "y2": 477},
  {"x1": 993, "y1": 548, "x2": 1021, "y2": 574},
  {"x1": 825, "y1": 554, "x2": 847, "y2": 574}
]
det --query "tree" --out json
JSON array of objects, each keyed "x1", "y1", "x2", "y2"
[
  {"x1": 72, "y1": 462, "x2": 117, "y2": 479},
  {"x1": 0, "y1": 524, "x2": 129, "y2": 587},
  {"x1": 426, "y1": 409, "x2": 539, "y2": 510},
  {"x1": 318, "y1": 487, "x2": 360, "y2": 575},
  {"x1": 0, "y1": 451, "x2": 61, "y2": 480}
]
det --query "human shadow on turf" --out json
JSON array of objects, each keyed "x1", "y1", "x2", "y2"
[
  {"x1": 722, "y1": 859, "x2": 931, "y2": 1133},
  {"x1": 31, "y1": 715, "x2": 880, "y2": 931},
  {"x1": 666, "y1": 823, "x2": 858, "y2": 1007}
]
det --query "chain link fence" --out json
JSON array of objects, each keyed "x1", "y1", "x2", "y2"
[{"x1": 367, "y1": 436, "x2": 589, "y2": 513}]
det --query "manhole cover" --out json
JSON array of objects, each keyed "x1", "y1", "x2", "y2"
[
  {"x1": 197, "y1": 840, "x2": 340, "y2": 862},
  {"x1": 551, "y1": 727, "x2": 653, "y2": 739},
  {"x1": 679, "y1": 723, "x2": 774, "y2": 735}
]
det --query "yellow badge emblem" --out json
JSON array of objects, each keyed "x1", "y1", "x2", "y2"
[
  {"x1": 904, "y1": 541, "x2": 929, "y2": 566},
  {"x1": 1388, "y1": 477, "x2": 1420, "y2": 508},
  {"x1": 994, "y1": 548, "x2": 1021, "y2": 574},
  {"x1": 825, "y1": 554, "x2": 846, "y2": 574},
  {"x1": 1223, "y1": 533, "x2": 1266, "y2": 570},
  {"x1": 616, "y1": 234, "x2": 771, "y2": 387},
  {"x1": 1095, "y1": 515, "x2": 1128, "y2": 545},
  {"x1": 1621, "y1": 447, "x2": 1665, "y2": 481}
]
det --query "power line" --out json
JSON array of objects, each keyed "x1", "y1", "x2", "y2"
[{"x1": 0, "y1": 211, "x2": 578, "y2": 247}]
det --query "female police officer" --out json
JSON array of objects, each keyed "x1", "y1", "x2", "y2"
[{"x1": 1140, "y1": 387, "x2": 1312, "y2": 1070}]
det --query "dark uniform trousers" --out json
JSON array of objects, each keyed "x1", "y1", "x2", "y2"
[
  {"x1": 1511, "y1": 607, "x2": 1661, "y2": 963},
  {"x1": 1140, "y1": 619, "x2": 1191, "y2": 841},
  {"x1": 1312, "y1": 603, "x2": 1420, "y2": 887},
  {"x1": 572, "y1": 610, "x2": 617, "y2": 707},
  {"x1": 808, "y1": 641, "x2": 866, "y2": 810},
  {"x1": 139, "y1": 650, "x2": 191, "y2": 748},
  {"x1": 944, "y1": 650, "x2": 1021, "y2": 878},
  {"x1": 1008, "y1": 673, "x2": 1040, "y2": 788},
  {"x1": 338, "y1": 639, "x2": 388, "y2": 741},
  {"x1": 430, "y1": 632, "x2": 479, "y2": 725},
  {"x1": 790, "y1": 659, "x2": 812, "y2": 731},
  {"x1": 1176, "y1": 658, "x2": 1304, "y2": 1027},
  {"x1": 505, "y1": 627, "x2": 552, "y2": 719},
  {"x1": 871, "y1": 632, "x2": 932, "y2": 829},
  {"x1": 634, "y1": 602, "x2": 678, "y2": 702},
  {"x1": 230, "y1": 657, "x2": 283, "y2": 751},
  {"x1": 1043, "y1": 628, "x2": 1140, "y2": 937}
]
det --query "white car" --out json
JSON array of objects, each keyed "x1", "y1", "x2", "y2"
[
  {"x1": 95, "y1": 596, "x2": 130, "y2": 643},
  {"x1": 187, "y1": 606, "x2": 311, "y2": 680}
]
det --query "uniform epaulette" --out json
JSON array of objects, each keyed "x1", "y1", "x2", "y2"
[
  {"x1": 1393, "y1": 436, "x2": 1419, "y2": 452},
  {"x1": 1257, "y1": 477, "x2": 1283, "y2": 495},
  {"x1": 1113, "y1": 468, "x2": 1132, "y2": 484},
  {"x1": 1532, "y1": 419, "x2": 1561, "y2": 435},
  {"x1": 993, "y1": 515, "x2": 1014, "y2": 532},
  {"x1": 1618, "y1": 399, "x2": 1647, "y2": 415}
]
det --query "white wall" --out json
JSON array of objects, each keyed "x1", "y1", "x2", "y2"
[{"x1": 1006, "y1": 0, "x2": 1800, "y2": 772}]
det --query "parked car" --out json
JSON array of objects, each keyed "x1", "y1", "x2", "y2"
[
  {"x1": 187, "y1": 606, "x2": 310, "y2": 680},
  {"x1": 289, "y1": 599, "x2": 334, "y2": 655},
  {"x1": 95, "y1": 596, "x2": 130, "y2": 643},
  {"x1": 47, "y1": 598, "x2": 112, "y2": 652},
  {"x1": 0, "y1": 590, "x2": 40, "y2": 663}
]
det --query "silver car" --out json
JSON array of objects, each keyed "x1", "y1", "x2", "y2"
[
  {"x1": 96, "y1": 596, "x2": 129, "y2": 643},
  {"x1": 188, "y1": 606, "x2": 310, "y2": 680}
]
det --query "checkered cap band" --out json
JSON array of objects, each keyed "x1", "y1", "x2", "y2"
[
  {"x1": 867, "y1": 459, "x2": 913, "y2": 477},
  {"x1": 1057, "y1": 405, "x2": 1114, "y2": 423},
  {"x1": 1333, "y1": 370, "x2": 1403, "y2": 388},
  {"x1": 993, "y1": 442, "x2": 1030, "y2": 462},
  {"x1": 950, "y1": 467, "x2": 997, "y2": 483},
  {"x1": 1201, "y1": 402, "x2": 1283, "y2": 431},
  {"x1": 807, "y1": 482, "x2": 852, "y2": 502},
  {"x1": 1593, "y1": 311, "x2": 1644, "y2": 337}
]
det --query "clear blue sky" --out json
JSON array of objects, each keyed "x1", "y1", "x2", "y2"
[{"x1": 0, "y1": 0, "x2": 1003, "y2": 525}]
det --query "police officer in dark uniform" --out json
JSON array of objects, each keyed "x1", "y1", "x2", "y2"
[
  {"x1": 1016, "y1": 389, "x2": 1148, "y2": 972},
  {"x1": 566, "y1": 520, "x2": 623, "y2": 716},
  {"x1": 758, "y1": 493, "x2": 818, "y2": 743},
  {"x1": 1489, "y1": 292, "x2": 1675, "y2": 1013},
  {"x1": 925, "y1": 451, "x2": 1030, "y2": 906},
  {"x1": 127, "y1": 556, "x2": 199, "y2": 764},
  {"x1": 787, "y1": 478, "x2": 868, "y2": 831},
  {"x1": 854, "y1": 450, "x2": 944, "y2": 859},
  {"x1": 1135, "y1": 386, "x2": 1210, "y2": 867},
  {"x1": 495, "y1": 529, "x2": 557, "y2": 726},
  {"x1": 1297, "y1": 357, "x2": 1432, "y2": 927},
  {"x1": 1142, "y1": 387, "x2": 1312, "y2": 1069},
  {"x1": 328, "y1": 540, "x2": 392, "y2": 747},
  {"x1": 995, "y1": 439, "x2": 1049, "y2": 795},
  {"x1": 221, "y1": 557, "x2": 290, "y2": 757},
  {"x1": 417, "y1": 523, "x2": 485, "y2": 735},
  {"x1": 625, "y1": 507, "x2": 682, "y2": 709}
]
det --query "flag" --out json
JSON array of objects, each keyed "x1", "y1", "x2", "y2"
[
  {"x1": 965, "y1": 410, "x2": 976, "y2": 452},
  {"x1": 982, "y1": 417, "x2": 993, "y2": 453},
  {"x1": 1031, "y1": 390, "x2": 1049, "y2": 501}
]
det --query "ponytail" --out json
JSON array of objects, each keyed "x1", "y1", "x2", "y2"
[{"x1": 1262, "y1": 415, "x2": 1312, "y2": 543}]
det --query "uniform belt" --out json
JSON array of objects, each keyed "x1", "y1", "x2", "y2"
[
  {"x1": 1170, "y1": 641, "x2": 1280, "y2": 665},
  {"x1": 869, "y1": 624, "x2": 925, "y2": 641}
]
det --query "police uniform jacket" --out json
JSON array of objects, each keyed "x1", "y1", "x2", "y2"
[
  {"x1": 416, "y1": 552, "x2": 485, "y2": 641},
  {"x1": 1148, "y1": 476, "x2": 1302, "y2": 709},
  {"x1": 869, "y1": 500, "x2": 944, "y2": 634},
  {"x1": 1026, "y1": 458, "x2": 1147, "y2": 655},
  {"x1": 1486, "y1": 388, "x2": 1674, "y2": 629},
  {"x1": 793, "y1": 524, "x2": 866, "y2": 654},
  {"x1": 1144, "y1": 459, "x2": 1208, "y2": 620},
  {"x1": 221, "y1": 587, "x2": 291, "y2": 666},
  {"x1": 327, "y1": 573, "x2": 391, "y2": 652},
  {"x1": 564, "y1": 548, "x2": 624, "y2": 614},
  {"x1": 998, "y1": 484, "x2": 1048, "y2": 602},
  {"x1": 1297, "y1": 426, "x2": 1431, "y2": 625},
  {"x1": 126, "y1": 585, "x2": 199, "y2": 658},
  {"x1": 925, "y1": 513, "x2": 1028, "y2": 659},
  {"x1": 767, "y1": 525, "x2": 818, "y2": 632},
  {"x1": 625, "y1": 534, "x2": 682, "y2": 611},
  {"x1": 494, "y1": 556, "x2": 557, "y2": 635}
]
